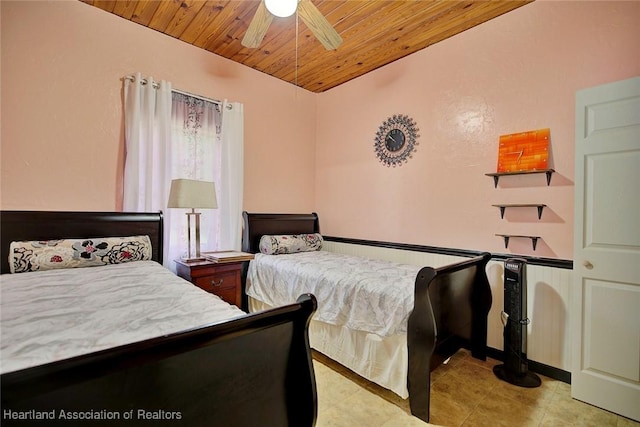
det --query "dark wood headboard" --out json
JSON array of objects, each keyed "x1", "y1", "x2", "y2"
[
  {"x1": 0, "y1": 211, "x2": 164, "y2": 274},
  {"x1": 242, "y1": 212, "x2": 320, "y2": 254}
]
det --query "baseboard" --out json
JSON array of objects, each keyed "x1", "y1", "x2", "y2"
[{"x1": 486, "y1": 346, "x2": 571, "y2": 384}]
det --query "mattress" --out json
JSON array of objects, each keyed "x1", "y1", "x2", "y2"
[
  {"x1": 249, "y1": 297, "x2": 410, "y2": 398},
  {"x1": 0, "y1": 260, "x2": 245, "y2": 374},
  {"x1": 246, "y1": 251, "x2": 420, "y2": 337}
]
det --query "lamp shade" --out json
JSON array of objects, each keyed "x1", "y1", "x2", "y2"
[{"x1": 167, "y1": 179, "x2": 218, "y2": 209}]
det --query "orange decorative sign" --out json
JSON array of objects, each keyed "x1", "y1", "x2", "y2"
[{"x1": 496, "y1": 128, "x2": 550, "y2": 173}]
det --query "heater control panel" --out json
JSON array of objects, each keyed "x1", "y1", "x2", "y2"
[{"x1": 504, "y1": 259, "x2": 527, "y2": 327}]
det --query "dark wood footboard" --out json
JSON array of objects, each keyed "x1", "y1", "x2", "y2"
[
  {"x1": 407, "y1": 252, "x2": 492, "y2": 422},
  {"x1": 242, "y1": 212, "x2": 493, "y2": 424},
  {"x1": 1, "y1": 211, "x2": 319, "y2": 427},
  {"x1": 1, "y1": 294, "x2": 318, "y2": 427}
]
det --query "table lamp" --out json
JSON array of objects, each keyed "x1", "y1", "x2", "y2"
[{"x1": 167, "y1": 179, "x2": 218, "y2": 261}]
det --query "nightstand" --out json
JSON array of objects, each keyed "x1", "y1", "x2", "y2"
[{"x1": 175, "y1": 259, "x2": 245, "y2": 307}]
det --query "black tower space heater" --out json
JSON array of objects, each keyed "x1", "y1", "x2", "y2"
[{"x1": 493, "y1": 258, "x2": 541, "y2": 387}]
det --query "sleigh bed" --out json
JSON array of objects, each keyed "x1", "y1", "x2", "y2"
[
  {"x1": 242, "y1": 212, "x2": 492, "y2": 422},
  {"x1": 1, "y1": 211, "x2": 317, "y2": 427}
]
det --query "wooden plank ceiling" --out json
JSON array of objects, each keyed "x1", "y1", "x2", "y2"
[{"x1": 81, "y1": 0, "x2": 533, "y2": 93}]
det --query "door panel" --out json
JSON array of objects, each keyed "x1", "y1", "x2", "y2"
[
  {"x1": 583, "y1": 279, "x2": 640, "y2": 381},
  {"x1": 586, "y1": 151, "x2": 640, "y2": 249},
  {"x1": 585, "y1": 95, "x2": 640, "y2": 136},
  {"x1": 573, "y1": 76, "x2": 640, "y2": 422}
]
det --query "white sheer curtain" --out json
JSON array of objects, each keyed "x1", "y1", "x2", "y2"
[
  {"x1": 123, "y1": 73, "x2": 244, "y2": 268},
  {"x1": 219, "y1": 100, "x2": 244, "y2": 251},
  {"x1": 123, "y1": 73, "x2": 173, "y2": 264},
  {"x1": 168, "y1": 92, "x2": 221, "y2": 264}
]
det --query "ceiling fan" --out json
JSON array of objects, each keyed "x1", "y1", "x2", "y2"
[{"x1": 241, "y1": 0, "x2": 343, "y2": 50}]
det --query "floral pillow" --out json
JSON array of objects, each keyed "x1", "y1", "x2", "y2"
[
  {"x1": 9, "y1": 236, "x2": 152, "y2": 274},
  {"x1": 259, "y1": 233, "x2": 323, "y2": 255}
]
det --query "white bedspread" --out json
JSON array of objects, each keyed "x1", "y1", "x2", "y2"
[
  {"x1": 0, "y1": 261, "x2": 245, "y2": 374},
  {"x1": 246, "y1": 251, "x2": 420, "y2": 337}
]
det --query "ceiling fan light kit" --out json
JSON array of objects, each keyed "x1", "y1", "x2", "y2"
[
  {"x1": 242, "y1": 0, "x2": 343, "y2": 51},
  {"x1": 265, "y1": 0, "x2": 298, "y2": 18}
]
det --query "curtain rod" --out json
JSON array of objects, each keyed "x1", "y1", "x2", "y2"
[{"x1": 124, "y1": 75, "x2": 224, "y2": 108}]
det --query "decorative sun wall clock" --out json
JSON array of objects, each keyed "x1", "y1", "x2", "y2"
[{"x1": 374, "y1": 114, "x2": 420, "y2": 167}]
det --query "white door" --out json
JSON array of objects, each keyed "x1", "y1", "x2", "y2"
[{"x1": 572, "y1": 76, "x2": 640, "y2": 421}]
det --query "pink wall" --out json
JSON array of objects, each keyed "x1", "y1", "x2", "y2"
[
  {"x1": 315, "y1": 1, "x2": 640, "y2": 260},
  {"x1": 2, "y1": 1, "x2": 639, "y2": 261},
  {"x1": 0, "y1": 0, "x2": 316, "y2": 213}
]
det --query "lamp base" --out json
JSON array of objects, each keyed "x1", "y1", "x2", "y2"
[{"x1": 185, "y1": 210, "x2": 204, "y2": 261}]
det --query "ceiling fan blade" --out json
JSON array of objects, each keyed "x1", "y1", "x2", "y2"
[
  {"x1": 297, "y1": 0, "x2": 343, "y2": 50},
  {"x1": 241, "y1": 1, "x2": 274, "y2": 48}
]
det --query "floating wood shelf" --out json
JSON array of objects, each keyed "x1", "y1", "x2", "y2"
[
  {"x1": 492, "y1": 204, "x2": 547, "y2": 220},
  {"x1": 485, "y1": 169, "x2": 555, "y2": 187},
  {"x1": 496, "y1": 234, "x2": 540, "y2": 250}
]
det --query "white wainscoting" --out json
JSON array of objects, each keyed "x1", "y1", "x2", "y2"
[{"x1": 322, "y1": 240, "x2": 572, "y2": 371}]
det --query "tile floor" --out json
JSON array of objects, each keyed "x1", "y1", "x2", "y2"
[{"x1": 312, "y1": 350, "x2": 640, "y2": 427}]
